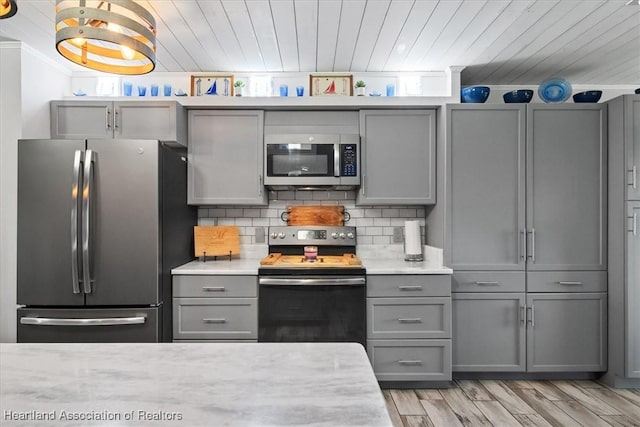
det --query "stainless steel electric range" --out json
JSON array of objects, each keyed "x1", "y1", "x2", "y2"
[{"x1": 258, "y1": 225, "x2": 366, "y2": 346}]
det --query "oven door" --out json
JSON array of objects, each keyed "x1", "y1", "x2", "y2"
[
  {"x1": 264, "y1": 134, "x2": 340, "y2": 186},
  {"x1": 258, "y1": 276, "x2": 366, "y2": 346}
]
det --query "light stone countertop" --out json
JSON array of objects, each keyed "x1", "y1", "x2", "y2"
[
  {"x1": 171, "y1": 244, "x2": 452, "y2": 275},
  {"x1": 357, "y1": 245, "x2": 453, "y2": 275},
  {"x1": 0, "y1": 342, "x2": 392, "y2": 427}
]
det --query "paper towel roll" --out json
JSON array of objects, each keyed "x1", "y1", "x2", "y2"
[{"x1": 404, "y1": 220, "x2": 423, "y2": 261}]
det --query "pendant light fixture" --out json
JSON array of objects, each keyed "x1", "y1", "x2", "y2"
[
  {"x1": 0, "y1": 0, "x2": 18, "y2": 19},
  {"x1": 55, "y1": 0, "x2": 156, "y2": 75}
]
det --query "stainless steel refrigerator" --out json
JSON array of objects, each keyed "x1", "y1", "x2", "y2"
[{"x1": 17, "y1": 139, "x2": 196, "y2": 342}]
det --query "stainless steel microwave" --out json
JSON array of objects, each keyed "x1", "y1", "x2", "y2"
[{"x1": 264, "y1": 134, "x2": 360, "y2": 189}]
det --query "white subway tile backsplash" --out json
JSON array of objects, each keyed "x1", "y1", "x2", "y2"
[
  {"x1": 235, "y1": 218, "x2": 253, "y2": 226},
  {"x1": 197, "y1": 190, "x2": 428, "y2": 245},
  {"x1": 364, "y1": 208, "x2": 382, "y2": 218},
  {"x1": 373, "y1": 218, "x2": 391, "y2": 226}
]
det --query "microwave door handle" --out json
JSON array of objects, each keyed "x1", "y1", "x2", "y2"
[{"x1": 334, "y1": 144, "x2": 340, "y2": 177}]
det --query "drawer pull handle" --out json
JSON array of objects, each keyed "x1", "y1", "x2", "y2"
[
  {"x1": 203, "y1": 318, "x2": 226, "y2": 324},
  {"x1": 475, "y1": 281, "x2": 500, "y2": 286},
  {"x1": 398, "y1": 285, "x2": 423, "y2": 291},
  {"x1": 398, "y1": 360, "x2": 422, "y2": 366},
  {"x1": 398, "y1": 318, "x2": 422, "y2": 323},
  {"x1": 202, "y1": 287, "x2": 226, "y2": 292},
  {"x1": 558, "y1": 281, "x2": 582, "y2": 286}
]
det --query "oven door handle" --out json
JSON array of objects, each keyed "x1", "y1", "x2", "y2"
[{"x1": 259, "y1": 277, "x2": 365, "y2": 286}]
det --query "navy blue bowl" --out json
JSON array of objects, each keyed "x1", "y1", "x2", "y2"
[
  {"x1": 635, "y1": 88, "x2": 640, "y2": 94},
  {"x1": 461, "y1": 86, "x2": 490, "y2": 103},
  {"x1": 573, "y1": 90, "x2": 602, "y2": 103},
  {"x1": 503, "y1": 89, "x2": 534, "y2": 103}
]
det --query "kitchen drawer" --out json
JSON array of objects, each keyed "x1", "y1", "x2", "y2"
[
  {"x1": 367, "y1": 297, "x2": 451, "y2": 339},
  {"x1": 173, "y1": 275, "x2": 257, "y2": 298},
  {"x1": 367, "y1": 275, "x2": 451, "y2": 297},
  {"x1": 173, "y1": 298, "x2": 257, "y2": 340},
  {"x1": 367, "y1": 339, "x2": 452, "y2": 381},
  {"x1": 527, "y1": 271, "x2": 607, "y2": 293},
  {"x1": 452, "y1": 271, "x2": 525, "y2": 293}
]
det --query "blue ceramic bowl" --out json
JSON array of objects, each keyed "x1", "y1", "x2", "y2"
[
  {"x1": 461, "y1": 86, "x2": 490, "y2": 103},
  {"x1": 503, "y1": 89, "x2": 534, "y2": 103},
  {"x1": 635, "y1": 88, "x2": 640, "y2": 94},
  {"x1": 539, "y1": 78, "x2": 572, "y2": 103},
  {"x1": 572, "y1": 90, "x2": 602, "y2": 103}
]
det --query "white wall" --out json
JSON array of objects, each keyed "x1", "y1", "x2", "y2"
[{"x1": 0, "y1": 42, "x2": 69, "y2": 343}]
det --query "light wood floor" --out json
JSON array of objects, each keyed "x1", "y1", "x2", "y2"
[{"x1": 383, "y1": 380, "x2": 640, "y2": 427}]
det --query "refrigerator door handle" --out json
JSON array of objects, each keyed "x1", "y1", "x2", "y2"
[
  {"x1": 20, "y1": 316, "x2": 146, "y2": 326},
  {"x1": 71, "y1": 150, "x2": 83, "y2": 294},
  {"x1": 81, "y1": 149, "x2": 94, "y2": 294}
]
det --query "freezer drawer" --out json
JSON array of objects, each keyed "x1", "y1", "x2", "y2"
[{"x1": 18, "y1": 307, "x2": 160, "y2": 343}]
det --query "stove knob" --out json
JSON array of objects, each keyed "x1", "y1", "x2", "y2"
[
  {"x1": 270, "y1": 232, "x2": 278, "y2": 239},
  {"x1": 278, "y1": 232, "x2": 286, "y2": 239},
  {"x1": 339, "y1": 232, "x2": 346, "y2": 239},
  {"x1": 331, "y1": 232, "x2": 339, "y2": 239},
  {"x1": 347, "y1": 232, "x2": 355, "y2": 239}
]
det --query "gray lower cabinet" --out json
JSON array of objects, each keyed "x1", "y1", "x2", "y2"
[
  {"x1": 357, "y1": 110, "x2": 436, "y2": 205},
  {"x1": 527, "y1": 293, "x2": 607, "y2": 372},
  {"x1": 366, "y1": 275, "x2": 452, "y2": 382},
  {"x1": 172, "y1": 275, "x2": 258, "y2": 342},
  {"x1": 50, "y1": 101, "x2": 186, "y2": 145},
  {"x1": 187, "y1": 110, "x2": 266, "y2": 205},
  {"x1": 452, "y1": 293, "x2": 526, "y2": 372}
]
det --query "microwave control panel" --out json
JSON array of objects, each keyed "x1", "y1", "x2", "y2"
[{"x1": 341, "y1": 144, "x2": 358, "y2": 177}]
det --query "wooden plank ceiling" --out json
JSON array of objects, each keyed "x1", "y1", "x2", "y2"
[{"x1": 0, "y1": 0, "x2": 638, "y2": 85}]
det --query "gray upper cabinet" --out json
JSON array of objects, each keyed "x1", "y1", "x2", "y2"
[
  {"x1": 527, "y1": 293, "x2": 607, "y2": 372},
  {"x1": 50, "y1": 101, "x2": 186, "y2": 145},
  {"x1": 447, "y1": 105, "x2": 526, "y2": 271},
  {"x1": 357, "y1": 110, "x2": 436, "y2": 205},
  {"x1": 527, "y1": 104, "x2": 607, "y2": 271},
  {"x1": 188, "y1": 110, "x2": 266, "y2": 205},
  {"x1": 627, "y1": 202, "x2": 640, "y2": 378},
  {"x1": 626, "y1": 97, "x2": 640, "y2": 201}
]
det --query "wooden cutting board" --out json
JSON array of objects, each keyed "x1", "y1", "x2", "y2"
[
  {"x1": 260, "y1": 253, "x2": 362, "y2": 267},
  {"x1": 194, "y1": 226, "x2": 240, "y2": 257},
  {"x1": 284, "y1": 205, "x2": 345, "y2": 226}
]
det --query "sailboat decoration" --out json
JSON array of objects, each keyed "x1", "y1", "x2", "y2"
[
  {"x1": 205, "y1": 80, "x2": 218, "y2": 95},
  {"x1": 323, "y1": 80, "x2": 336, "y2": 95}
]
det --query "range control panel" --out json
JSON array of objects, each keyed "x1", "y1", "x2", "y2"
[{"x1": 268, "y1": 226, "x2": 357, "y2": 245}]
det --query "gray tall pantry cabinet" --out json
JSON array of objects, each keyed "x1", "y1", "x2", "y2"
[
  {"x1": 603, "y1": 95, "x2": 640, "y2": 388},
  {"x1": 447, "y1": 104, "x2": 607, "y2": 373}
]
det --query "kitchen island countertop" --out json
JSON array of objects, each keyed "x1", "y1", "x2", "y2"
[{"x1": 0, "y1": 342, "x2": 392, "y2": 427}]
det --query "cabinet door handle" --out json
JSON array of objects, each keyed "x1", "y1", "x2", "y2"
[
  {"x1": 527, "y1": 306, "x2": 533, "y2": 327},
  {"x1": 520, "y1": 228, "x2": 526, "y2": 260},
  {"x1": 475, "y1": 281, "x2": 500, "y2": 286},
  {"x1": 203, "y1": 318, "x2": 226, "y2": 324},
  {"x1": 629, "y1": 166, "x2": 637, "y2": 189},
  {"x1": 520, "y1": 305, "x2": 525, "y2": 324},
  {"x1": 258, "y1": 174, "x2": 263, "y2": 196},
  {"x1": 558, "y1": 281, "x2": 582, "y2": 286},
  {"x1": 361, "y1": 174, "x2": 366, "y2": 196},
  {"x1": 527, "y1": 228, "x2": 536, "y2": 262},
  {"x1": 398, "y1": 318, "x2": 422, "y2": 323},
  {"x1": 530, "y1": 305, "x2": 535, "y2": 328},
  {"x1": 398, "y1": 285, "x2": 423, "y2": 291},
  {"x1": 202, "y1": 286, "x2": 226, "y2": 292},
  {"x1": 114, "y1": 109, "x2": 119, "y2": 130},
  {"x1": 630, "y1": 213, "x2": 638, "y2": 236},
  {"x1": 106, "y1": 109, "x2": 112, "y2": 129},
  {"x1": 398, "y1": 360, "x2": 422, "y2": 366}
]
